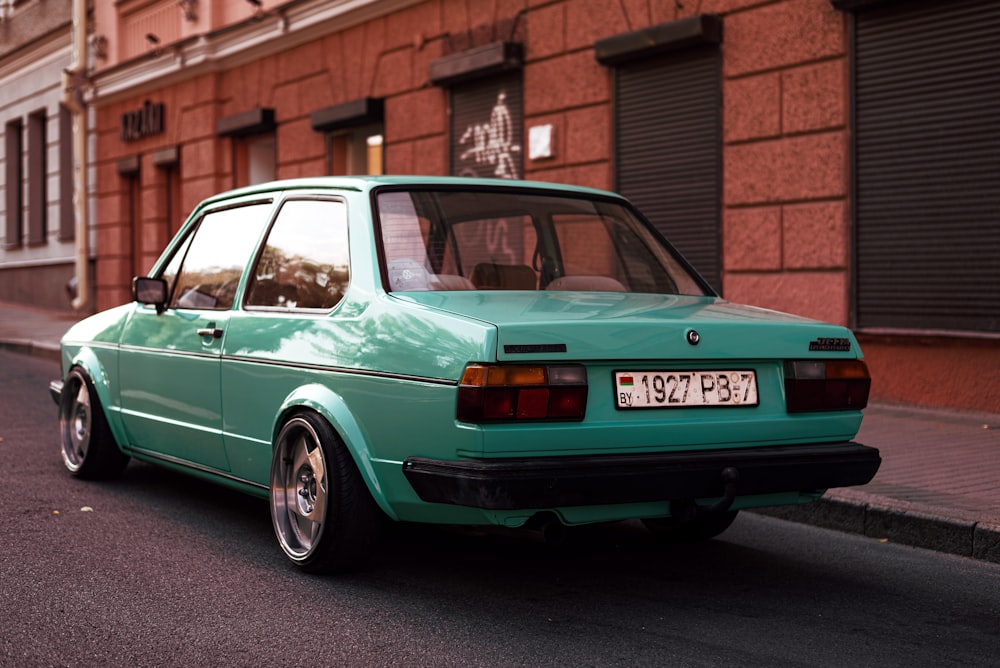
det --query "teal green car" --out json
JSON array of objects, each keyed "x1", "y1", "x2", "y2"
[{"x1": 51, "y1": 176, "x2": 880, "y2": 572}]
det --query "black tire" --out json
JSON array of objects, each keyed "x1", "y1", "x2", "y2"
[
  {"x1": 642, "y1": 510, "x2": 739, "y2": 544},
  {"x1": 58, "y1": 367, "x2": 130, "y2": 480},
  {"x1": 269, "y1": 412, "x2": 383, "y2": 573}
]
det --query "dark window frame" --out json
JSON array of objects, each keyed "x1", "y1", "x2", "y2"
[
  {"x1": 58, "y1": 104, "x2": 74, "y2": 241},
  {"x1": 4, "y1": 119, "x2": 23, "y2": 250},
  {"x1": 27, "y1": 109, "x2": 47, "y2": 246}
]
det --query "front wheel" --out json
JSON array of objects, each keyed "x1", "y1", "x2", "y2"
[
  {"x1": 58, "y1": 368, "x2": 129, "y2": 480},
  {"x1": 642, "y1": 510, "x2": 739, "y2": 544},
  {"x1": 270, "y1": 412, "x2": 382, "y2": 573}
]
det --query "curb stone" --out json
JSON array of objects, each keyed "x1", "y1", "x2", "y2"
[
  {"x1": 973, "y1": 522, "x2": 1000, "y2": 563},
  {"x1": 754, "y1": 496, "x2": 1000, "y2": 564},
  {"x1": 0, "y1": 340, "x2": 61, "y2": 363}
]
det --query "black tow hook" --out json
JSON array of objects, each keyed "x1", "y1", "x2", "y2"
[{"x1": 698, "y1": 467, "x2": 740, "y2": 515}]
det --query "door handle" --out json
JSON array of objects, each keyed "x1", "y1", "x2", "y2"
[{"x1": 196, "y1": 327, "x2": 223, "y2": 339}]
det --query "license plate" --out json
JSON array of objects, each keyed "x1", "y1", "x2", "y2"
[{"x1": 614, "y1": 370, "x2": 758, "y2": 408}]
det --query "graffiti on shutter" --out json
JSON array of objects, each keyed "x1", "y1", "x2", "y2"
[{"x1": 451, "y1": 75, "x2": 523, "y2": 180}]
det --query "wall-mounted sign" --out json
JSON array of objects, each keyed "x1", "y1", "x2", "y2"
[{"x1": 121, "y1": 100, "x2": 165, "y2": 142}]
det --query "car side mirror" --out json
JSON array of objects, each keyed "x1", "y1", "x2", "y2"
[{"x1": 133, "y1": 277, "x2": 168, "y2": 314}]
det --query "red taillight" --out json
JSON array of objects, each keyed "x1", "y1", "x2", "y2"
[
  {"x1": 457, "y1": 364, "x2": 588, "y2": 423},
  {"x1": 784, "y1": 360, "x2": 870, "y2": 413}
]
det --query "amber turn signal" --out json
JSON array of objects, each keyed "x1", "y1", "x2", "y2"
[{"x1": 457, "y1": 364, "x2": 588, "y2": 423}]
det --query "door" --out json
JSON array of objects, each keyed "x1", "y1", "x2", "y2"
[{"x1": 118, "y1": 201, "x2": 273, "y2": 470}]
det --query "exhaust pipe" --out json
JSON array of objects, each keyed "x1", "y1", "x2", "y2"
[{"x1": 516, "y1": 512, "x2": 566, "y2": 544}]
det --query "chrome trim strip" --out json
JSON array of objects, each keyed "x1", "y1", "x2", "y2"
[
  {"x1": 62, "y1": 340, "x2": 118, "y2": 351},
  {"x1": 67, "y1": 342, "x2": 457, "y2": 384},
  {"x1": 223, "y1": 355, "x2": 457, "y2": 386},
  {"x1": 128, "y1": 447, "x2": 269, "y2": 492},
  {"x1": 118, "y1": 344, "x2": 219, "y2": 360}
]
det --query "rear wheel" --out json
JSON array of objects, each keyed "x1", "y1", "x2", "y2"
[
  {"x1": 58, "y1": 368, "x2": 129, "y2": 479},
  {"x1": 642, "y1": 510, "x2": 738, "y2": 544},
  {"x1": 270, "y1": 412, "x2": 382, "y2": 573}
]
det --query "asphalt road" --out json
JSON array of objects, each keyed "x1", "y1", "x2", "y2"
[{"x1": 2, "y1": 350, "x2": 999, "y2": 667}]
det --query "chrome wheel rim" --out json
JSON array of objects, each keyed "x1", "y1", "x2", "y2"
[
  {"x1": 271, "y1": 418, "x2": 329, "y2": 561},
  {"x1": 60, "y1": 376, "x2": 91, "y2": 472}
]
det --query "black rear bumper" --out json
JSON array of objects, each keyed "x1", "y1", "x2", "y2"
[{"x1": 402, "y1": 442, "x2": 881, "y2": 510}]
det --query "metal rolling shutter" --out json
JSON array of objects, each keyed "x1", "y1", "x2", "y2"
[
  {"x1": 854, "y1": 0, "x2": 1000, "y2": 333},
  {"x1": 450, "y1": 73, "x2": 524, "y2": 180},
  {"x1": 616, "y1": 47, "x2": 721, "y2": 292}
]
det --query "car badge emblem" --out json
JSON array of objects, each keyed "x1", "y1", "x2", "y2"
[
  {"x1": 686, "y1": 329, "x2": 700, "y2": 346},
  {"x1": 808, "y1": 337, "x2": 851, "y2": 352}
]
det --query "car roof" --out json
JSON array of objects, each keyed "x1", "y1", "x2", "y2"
[{"x1": 198, "y1": 175, "x2": 624, "y2": 208}]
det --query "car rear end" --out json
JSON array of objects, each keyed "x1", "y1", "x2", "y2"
[
  {"x1": 371, "y1": 180, "x2": 880, "y2": 528},
  {"x1": 398, "y1": 291, "x2": 879, "y2": 519}
]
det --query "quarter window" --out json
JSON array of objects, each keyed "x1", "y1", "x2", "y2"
[
  {"x1": 169, "y1": 203, "x2": 272, "y2": 310},
  {"x1": 246, "y1": 199, "x2": 350, "y2": 310}
]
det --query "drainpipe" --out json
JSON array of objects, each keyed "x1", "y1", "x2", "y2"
[{"x1": 62, "y1": 0, "x2": 90, "y2": 312}]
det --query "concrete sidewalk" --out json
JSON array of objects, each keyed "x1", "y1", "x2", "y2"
[{"x1": 2, "y1": 299, "x2": 998, "y2": 563}]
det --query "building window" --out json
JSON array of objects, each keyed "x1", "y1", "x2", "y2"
[
  {"x1": 596, "y1": 16, "x2": 723, "y2": 293},
  {"x1": 216, "y1": 108, "x2": 276, "y2": 188},
  {"x1": 27, "y1": 110, "x2": 47, "y2": 246},
  {"x1": 244, "y1": 135, "x2": 276, "y2": 186},
  {"x1": 311, "y1": 98, "x2": 384, "y2": 176},
  {"x1": 324, "y1": 127, "x2": 383, "y2": 176},
  {"x1": 847, "y1": 0, "x2": 1000, "y2": 334},
  {"x1": 117, "y1": 155, "x2": 142, "y2": 278},
  {"x1": 152, "y1": 146, "x2": 182, "y2": 237},
  {"x1": 4, "y1": 119, "x2": 23, "y2": 250},
  {"x1": 59, "y1": 104, "x2": 74, "y2": 241}
]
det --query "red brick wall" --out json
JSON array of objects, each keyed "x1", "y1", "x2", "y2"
[
  {"x1": 95, "y1": 0, "x2": 853, "y2": 321},
  {"x1": 860, "y1": 335, "x2": 1000, "y2": 414},
  {"x1": 88, "y1": 0, "x2": 997, "y2": 413},
  {"x1": 720, "y1": 0, "x2": 850, "y2": 326}
]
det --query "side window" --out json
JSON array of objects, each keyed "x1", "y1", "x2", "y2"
[
  {"x1": 170, "y1": 203, "x2": 272, "y2": 310},
  {"x1": 159, "y1": 230, "x2": 193, "y2": 301},
  {"x1": 246, "y1": 199, "x2": 350, "y2": 310}
]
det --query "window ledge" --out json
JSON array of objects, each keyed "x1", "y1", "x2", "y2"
[{"x1": 594, "y1": 14, "x2": 722, "y2": 66}]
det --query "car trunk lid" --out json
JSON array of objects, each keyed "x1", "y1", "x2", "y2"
[{"x1": 394, "y1": 291, "x2": 861, "y2": 362}]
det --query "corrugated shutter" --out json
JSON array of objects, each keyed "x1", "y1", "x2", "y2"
[
  {"x1": 450, "y1": 73, "x2": 524, "y2": 180},
  {"x1": 615, "y1": 46, "x2": 721, "y2": 292},
  {"x1": 854, "y1": 0, "x2": 1000, "y2": 333}
]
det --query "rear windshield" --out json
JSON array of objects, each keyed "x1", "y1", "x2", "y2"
[{"x1": 375, "y1": 189, "x2": 710, "y2": 296}]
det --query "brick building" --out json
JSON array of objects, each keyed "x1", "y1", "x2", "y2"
[{"x1": 75, "y1": 0, "x2": 1000, "y2": 412}]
